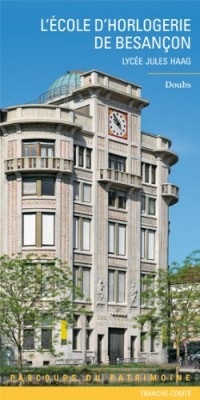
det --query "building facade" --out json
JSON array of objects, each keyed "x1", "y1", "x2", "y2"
[{"x1": 0, "y1": 70, "x2": 179, "y2": 366}]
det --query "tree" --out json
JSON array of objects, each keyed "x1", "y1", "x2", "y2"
[
  {"x1": 134, "y1": 250, "x2": 200, "y2": 365},
  {"x1": 0, "y1": 254, "x2": 82, "y2": 367}
]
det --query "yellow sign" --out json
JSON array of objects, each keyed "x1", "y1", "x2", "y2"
[{"x1": 60, "y1": 320, "x2": 67, "y2": 340}]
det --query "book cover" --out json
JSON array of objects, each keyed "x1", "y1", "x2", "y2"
[{"x1": 0, "y1": 1, "x2": 200, "y2": 399}]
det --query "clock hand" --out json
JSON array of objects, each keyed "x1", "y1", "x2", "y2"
[{"x1": 113, "y1": 113, "x2": 122, "y2": 129}]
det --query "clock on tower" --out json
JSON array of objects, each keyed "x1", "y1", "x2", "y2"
[{"x1": 108, "y1": 108, "x2": 127, "y2": 139}]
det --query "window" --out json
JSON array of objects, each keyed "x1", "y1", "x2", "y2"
[
  {"x1": 83, "y1": 183, "x2": 91, "y2": 202},
  {"x1": 141, "y1": 196, "x2": 156, "y2": 216},
  {"x1": 73, "y1": 329, "x2": 80, "y2": 350},
  {"x1": 86, "y1": 315, "x2": 92, "y2": 327},
  {"x1": 74, "y1": 145, "x2": 92, "y2": 169},
  {"x1": 108, "y1": 190, "x2": 116, "y2": 207},
  {"x1": 141, "y1": 274, "x2": 146, "y2": 305},
  {"x1": 79, "y1": 147, "x2": 84, "y2": 167},
  {"x1": 72, "y1": 315, "x2": 81, "y2": 350},
  {"x1": 140, "y1": 332, "x2": 147, "y2": 352},
  {"x1": 23, "y1": 176, "x2": 55, "y2": 196},
  {"x1": 41, "y1": 177, "x2": 55, "y2": 196},
  {"x1": 109, "y1": 154, "x2": 126, "y2": 172},
  {"x1": 74, "y1": 182, "x2": 80, "y2": 201},
  {"x1": 23, "y1": 214, "x2": 36, "y2": 246},
  {"x1": 73, "y1": 217, "x2": 91, "y2": 251},
  {"x1": 141, "y1": 229, "x2": 155, "y2": 260},
  {"x1": 108, "y1": 189, "x2": 126, "y2": 209},
  {"x1": 73, "y1": 266, "x2": 90, "y2": 300},
  {"x1": 148, "y1": 198, "x2": 156, "y2": 215},
  {"x1": 41, "y1": 329, "x2": 52, "y2": 350},
  {"x1": 150, "y1": 332, "x2": 157, "y2": 352},
  {"x1": 74, "y1": 181, "x2": 91, "y2": 203},
  {"x1": 22, "y1": 140, "x2": 55, "y2": 157},
  {"x1": 86, "y1": 149, "x2": 92, "y2": 169},
  {"x1": 23, "y1": 213, "x2": 55, "y2": 247},
  {"x1": 141, "y1": 274, "x2": 155, "y2": 305},
  {"x1": 108, "y1": 222, "x2": 126, "y2": 256},
  {"x1": 39, "y1": 263, "x2": 55, "y2": 298},
  {"x1": 41, "y1": 314, "x2": 52, "y2": 350},
  {"x1": 86, "y1": 329, "x2": 92, "y2": 350},
  {"x1": 42, "y1": 214, "x2": 54, "y2": 246},
  {"x1": 23, "y1": 315, "x2": 35, "y2": 350},
  {"x1": 142, "y1": 163, "x2": 156, "y2": 184},
  {"x1": 85, "y1": 314, "x2": 93, "y2": 351},
  {"x1": 108, "y1": 270, "x2": 126, "y2": 303},
  {"x1": 23, "y1": 329, "x2": 35, "y2": 350},
  {"x1": 73, "y1": 315, "x2": 80, "y2": 326},
  {"x1": 23, "y1": 177, "x2": 37, "y2": 195}
]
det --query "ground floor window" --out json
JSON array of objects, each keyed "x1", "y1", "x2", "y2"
[
  {"x1": 86, "y1": 329, "x2": 92, "y2": 351},
  {"x1": 23, "y1": 314, "x2": 52, "y2": 351},
  {"x1": 23, "y1": 329, "x2": 35, "y2": 350},
  {"x1": 140, "y1": 332, "x2": 147, "y2": 352},
  {"x1": 150, "y1": 332, "x2": 157, "y2": 353},
  {"x1": 41, "y1": 315, "x2": 52, "y2": 350},
  {"x1": 73, "y1": 329, "x2": 80, "y2": 350},
  {"x1": 41, "y1": 328, "x2": 52, "y2": 350}
]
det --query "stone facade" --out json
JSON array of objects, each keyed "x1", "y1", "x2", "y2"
[{"x1": 0, "y1": 70, "x2": 179, "y2": 366}]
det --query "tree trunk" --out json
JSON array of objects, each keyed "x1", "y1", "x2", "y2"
[
  {"x1": 176, "y1": 343, "x2": 180, "y2": 362},
  {"x1": 176, "y1": 343, "x2": 180, "y2": 385},
  {"x1": 18, "y1": 345, "x2": 23, "y2": 368},
  {"x1": 17, "y1": 322, "x2": 23, "y2": 368}
]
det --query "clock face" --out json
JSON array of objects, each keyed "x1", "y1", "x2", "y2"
[{"x1": 108, "y1": 109, "x2": 127, "y2": 139}]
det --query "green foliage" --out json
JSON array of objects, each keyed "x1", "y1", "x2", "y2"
[
  {"x1": 134, "y1": 250, "x2": 200, "y2": 358},
  {"x1": 0, "y1": 254, "x2": 83, "y2": 366}
]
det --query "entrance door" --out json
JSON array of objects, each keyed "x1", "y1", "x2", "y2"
[
  {"x1": 97, "y1": 335, "x2": 103, "y2": 364},
  {"x1": 108, "y1": 328, "x2": 125, "y2": 363}
]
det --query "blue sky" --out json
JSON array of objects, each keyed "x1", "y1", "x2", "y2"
[{"x1": 1, "y1": 0, "x2": 200, "y2": 265}]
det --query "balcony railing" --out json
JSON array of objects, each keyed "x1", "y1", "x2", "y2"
[
  {"x1": 98, "y1": 168, "x2": 142, "y2": 189},
  {"x1": 162, "y1": 183, "x2": 179, "y2": 205},
  {"x1": 5, "y1": 157, "x2": 73, "y2": 174}
]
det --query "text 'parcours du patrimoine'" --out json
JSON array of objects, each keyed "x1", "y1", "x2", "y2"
[{"x1": 5, "y1": 372, "x2": 191, "y2": 384}]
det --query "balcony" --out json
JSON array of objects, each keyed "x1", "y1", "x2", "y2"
[
  {"x1": 162, "y1": 183, "x2": 179, "y2": 205},
  {"x1": 98, "y1": 168, "x2": 142, "y2": 189},
  {"x1": 154, "y1": 149, "x2": 178, "y2": 166},
  {"x1": 5, "y1": 157, "x2": 73, "y2": 174}
]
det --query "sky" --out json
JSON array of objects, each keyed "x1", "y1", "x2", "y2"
[{"x1": 1, "y1": 0, "x2": 200, "y2": 265}]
